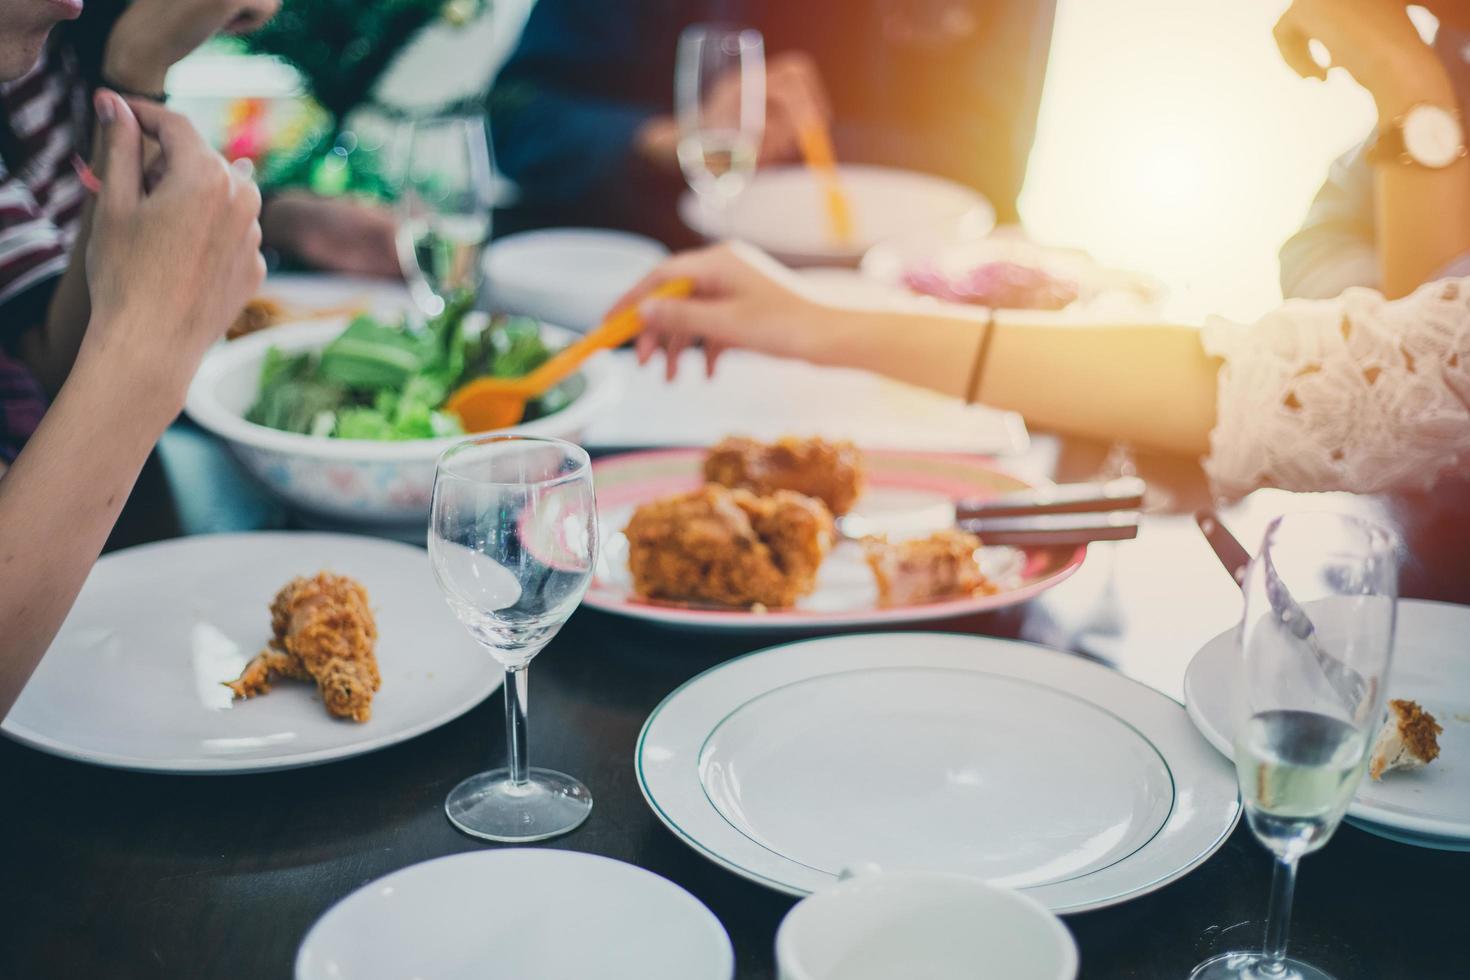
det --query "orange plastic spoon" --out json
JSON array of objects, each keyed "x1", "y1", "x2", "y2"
[
  {"x1": 797, "y1": 123, "x2": 853, "y2": 245},
  {"x1": 445, "y1": 278, "x2": 694, "y2": 432}
]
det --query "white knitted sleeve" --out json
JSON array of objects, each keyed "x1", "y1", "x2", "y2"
[{"x1": 1203, "y1": 277, "x2": 1470, "y2": 497}]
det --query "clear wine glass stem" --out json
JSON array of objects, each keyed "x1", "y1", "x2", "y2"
[
  {"x1": 1261, "y1": 854, "x2": 1299, "y2": 975},
  {"x1": 503, "y1": 665, "x2": 530, "y2": 788}
]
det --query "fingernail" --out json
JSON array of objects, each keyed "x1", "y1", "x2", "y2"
[
  {"x1": 94, "y1": 90, "x2": 115, "y2": 125},
  {"x1": 638, "y1": 299, "x2": 662, "y2": 321}
]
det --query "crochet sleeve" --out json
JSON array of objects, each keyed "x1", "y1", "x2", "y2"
[{"x1": 1203, "y1": 277, "x2": 1470, "y2": 496}]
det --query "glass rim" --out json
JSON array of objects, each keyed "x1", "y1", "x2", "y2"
[
  {"x1": 1261, "y1": 511, "x2": 1399, "y2": 556},
  {"x1": 433, "y1": 435, "x2": 592, "y2": 488},
  {"x1": 678, "y1": 22, "x2": 765, "y2": 47}
]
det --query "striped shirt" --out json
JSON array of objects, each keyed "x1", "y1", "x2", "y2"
[{"x1": 0, "y1": 43, "x2": 88, "y2": 463}]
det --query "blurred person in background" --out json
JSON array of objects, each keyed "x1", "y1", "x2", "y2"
[
  {"x1": 490, "y1": 0, "x2": 1056, "y2": 244},
  {"x1": 0, "y1": 0, "x2": 264, "y2": 717},
  {"x1": 604, "y1": 1, "x2": 1470, "y2": 499},
  {"x1": 1279, "y1": 0, "x2": 1470, "y2": 300}
]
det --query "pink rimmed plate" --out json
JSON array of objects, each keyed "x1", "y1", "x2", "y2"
[{"x1": 585, "y1": 449, "x2": 1086, "y2": 632}]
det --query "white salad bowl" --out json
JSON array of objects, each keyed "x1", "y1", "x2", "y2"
[{"x1": 184, "y1": 319, "x2": 621, "y2": 527}]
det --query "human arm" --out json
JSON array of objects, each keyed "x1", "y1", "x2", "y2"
[
  {"x1": 14, "y1": 0, "x2": 279, "y2": 392},
  {"x1": 616, "y1": 243, "x2": 1220, "y2": 457},
  {"x1": 0, "y1": 92, "x2": 264, "y2": 720},
  {"x1": 1274, "y1": 0, "x2": 1470, "y2": 298},
  {"x1": 620, "y1": 244, "x2": 1470, "y2": 493},
  {"x1": 1279, "y1": 141, "x2": 1382, "y2": 299}
]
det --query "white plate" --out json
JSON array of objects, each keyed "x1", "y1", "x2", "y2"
[
  {"x1": 637, "y1": 633, "x2": 1240, "y2": 913},
  {"x1": 484, "y1": 228, "x2": 668, "y2": 332},
  {"x1": 256, "y1": 272, "x2": 415, "y2": 319},
  {"x1": 296, "y1": 850, "x2": 734, "y2": 980},
  {"x1": 2, "y1": 533, "x2": 500, "y2": 773},
  {"x1": 1184, "y1": 599, "x2": 1470, "y2": 848},
  {"x1": 587, "y1": 451, "x2": 1081, "y2": 633},
  {"x1": 860, "y1": 231, "x2": 1165, "y2": 321},
  {"x1": 679, "y1": 164, "x2": 993, "y2": 266}
]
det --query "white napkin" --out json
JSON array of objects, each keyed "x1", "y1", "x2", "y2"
[{"x1": 581, "y1": 349, "x2": 1029, "y2": 454}]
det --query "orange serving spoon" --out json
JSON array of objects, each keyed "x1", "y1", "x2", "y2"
[
  {"x1": 797, "y1": 123, "x2": 853, "y2": 246},
  {"x1": 445, "y1": 278, "x2": 694, "y2": 432}
]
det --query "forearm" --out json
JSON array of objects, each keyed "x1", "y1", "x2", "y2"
[
  {"x1": 1372, "y1": 60, "x2": 1470, "y2": 297},
  {"x1": 17, "y1": 225, "x2": 93, "y2": 393},
  {"x1": 17, "y1": 113, "x2": 111, "y2": 393},
  {"x1": 0, "y1": 332, "x2": 180, "y2": 718},
  {"x1": 798, "y1": 306, "x2": 1219, "y2": 456}
]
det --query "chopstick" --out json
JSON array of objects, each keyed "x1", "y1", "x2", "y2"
[
  {"x1": 796, "y1": 123, "x2": 853, "y2": 245},
  {"x1": 958, "y1": 477, "x2": 1146, "y2": 520},
  {"x1": 960, "y1": 510, "x2": 1141, "y2": 547}
]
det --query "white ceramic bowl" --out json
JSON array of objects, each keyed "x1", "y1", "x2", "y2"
[
  {"x1": 776, "y1": 870, "x2": 1078, "y2": 980},
  {"x1": 185, "y1": 319, "x2": 621, "y2": 526}
]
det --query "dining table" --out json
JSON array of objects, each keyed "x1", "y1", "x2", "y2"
[{"x1": 1, "y1": 425, "x2": 1466, "y2": 980}]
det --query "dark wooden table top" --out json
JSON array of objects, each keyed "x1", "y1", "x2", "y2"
[{"x1": 2, "y1": 437, "x2": 1466, "y2": 980}]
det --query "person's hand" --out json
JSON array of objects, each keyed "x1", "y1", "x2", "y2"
[
  {"x1": 104, "y1": 0, "x2": 279, "y2": 94},
  {"x1": 611, "y1": 242, "x2": 825, "y2": 379},
  {"x1": 711, "y1": 51, "x2": 831, "y2": 165},
  {"x1": 261, "y1": 190, "x2": 402, "y2": 279},
  {"x1": 1274, "y1": 0, "x2": 1451, "y2": 115},
  {"x1": 635, "y1": 51, "x2": 832, "y2": 172},
  {"x1": 81, "y1": 90, "x2": 265, "y2": 400}
]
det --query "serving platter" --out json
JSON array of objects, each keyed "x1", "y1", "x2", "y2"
[
  {"x1": 636, "y1": 632, "x2": 1241, "y2": 913},
  {"x1": 1185, "y1": 599, "x2": 1470, "y2": 850},
  {"x1": 584, "y1": 449, "x2": 1085, "y2": 632},
  {"x1": 2, "y1": 533, "x2": 501, "y2": 773}
]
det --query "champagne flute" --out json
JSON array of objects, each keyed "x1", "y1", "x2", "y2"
[
  {"x1": 428, "y1": 436, "x2": 598, "y2": 842},
  {"x1": 675, "y1": 24, "x2": 765, "y2": 237},
  {"x1": 393, "y1": 112, "x2": 495, "y2": 319},
  {"x1": 1191, "y1": 513, "x2": 1398, "y2": 980}
]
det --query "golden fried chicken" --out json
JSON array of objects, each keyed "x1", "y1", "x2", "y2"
[
  {"x1": 862, "y1": 529, "x2": 997, "y2": 606},
  {"x1": 624, "y1": 485, "x2": 834, "y2": 608},
  {"x1": 704, "y1": 436, "x2": 864, "y2": 516},
  {"x1": 226, "y1": 572, "x2": 380, "y2": 722},
  {"x1": 1369, "y1": 699, "x2": 1442, "y2": 780}
]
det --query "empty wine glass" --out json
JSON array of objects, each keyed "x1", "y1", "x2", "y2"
[
  {"x1": 393, "y1": 112, "x2": 495, "y2": 318},
  {"x1": 675, "y1": 24, "x2": 765, "y2": 236},
  {"x1": 428, "y1": 436, "x2": 598, "y2": 842},
  {"x1": 1191, "y1": 513, "x2": 1398, "y2": 980}
]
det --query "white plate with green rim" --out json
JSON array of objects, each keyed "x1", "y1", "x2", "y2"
[
  {"x1": 636, "y1": 632, "x2": 1240, "y2": 913},
  {"x1": 1184, "y1": 599, "x2": 1470, "y2": 850}
]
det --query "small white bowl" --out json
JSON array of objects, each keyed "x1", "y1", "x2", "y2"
[
  {"x1": 184, "y1": 319, "x2": 621, "y2": 527},
  {"x1": 483, "y1": 227, "x2": 668, "y2": 333},
  {"x1": 776, "y1": 870, "x2": 1078, "y2": 980}
]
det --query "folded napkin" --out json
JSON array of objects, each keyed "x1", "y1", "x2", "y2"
[{"x1": 581, "y1": 349, "x2": 1029, "y2": 454}]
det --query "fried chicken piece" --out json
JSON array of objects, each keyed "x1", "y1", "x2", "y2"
[
  {"x1": 624, "y1": 485, "x2": 833, "y2": 608},
  {"x1": 862, "y1": 529, "x2": 997, "y2": 606},
  {"x1": 1369, "y1": 699, "x2": 1442, "y2": 780},
  {"x1": 226, "y1": 572, "x2": 380, "y2": 722},
  {"x1": 704, "y1": 436, "x2": 864, "y2": 516},
  {"x1": 226, "y1": 644, "x2": 309, "y2": 699}
]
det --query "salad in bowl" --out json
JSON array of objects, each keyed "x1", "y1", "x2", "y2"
[{"x1": 186, "y1": 296, "x2": 620, "y2": 526}]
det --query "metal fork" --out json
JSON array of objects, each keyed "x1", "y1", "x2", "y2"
[{"x1": 1195, "y1": 510, "x2": 1371, "y2": 715}]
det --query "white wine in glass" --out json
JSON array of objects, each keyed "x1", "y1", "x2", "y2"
[
  {"x1": 393, "y1": 112, "x2": 495, "y2": 318},
  {"x1": 1192, "y1": 512, "x2": 1397, "y2": 980},
  {"x1": 676, "y1": 25, "x2": 765, "y2": 235}
]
